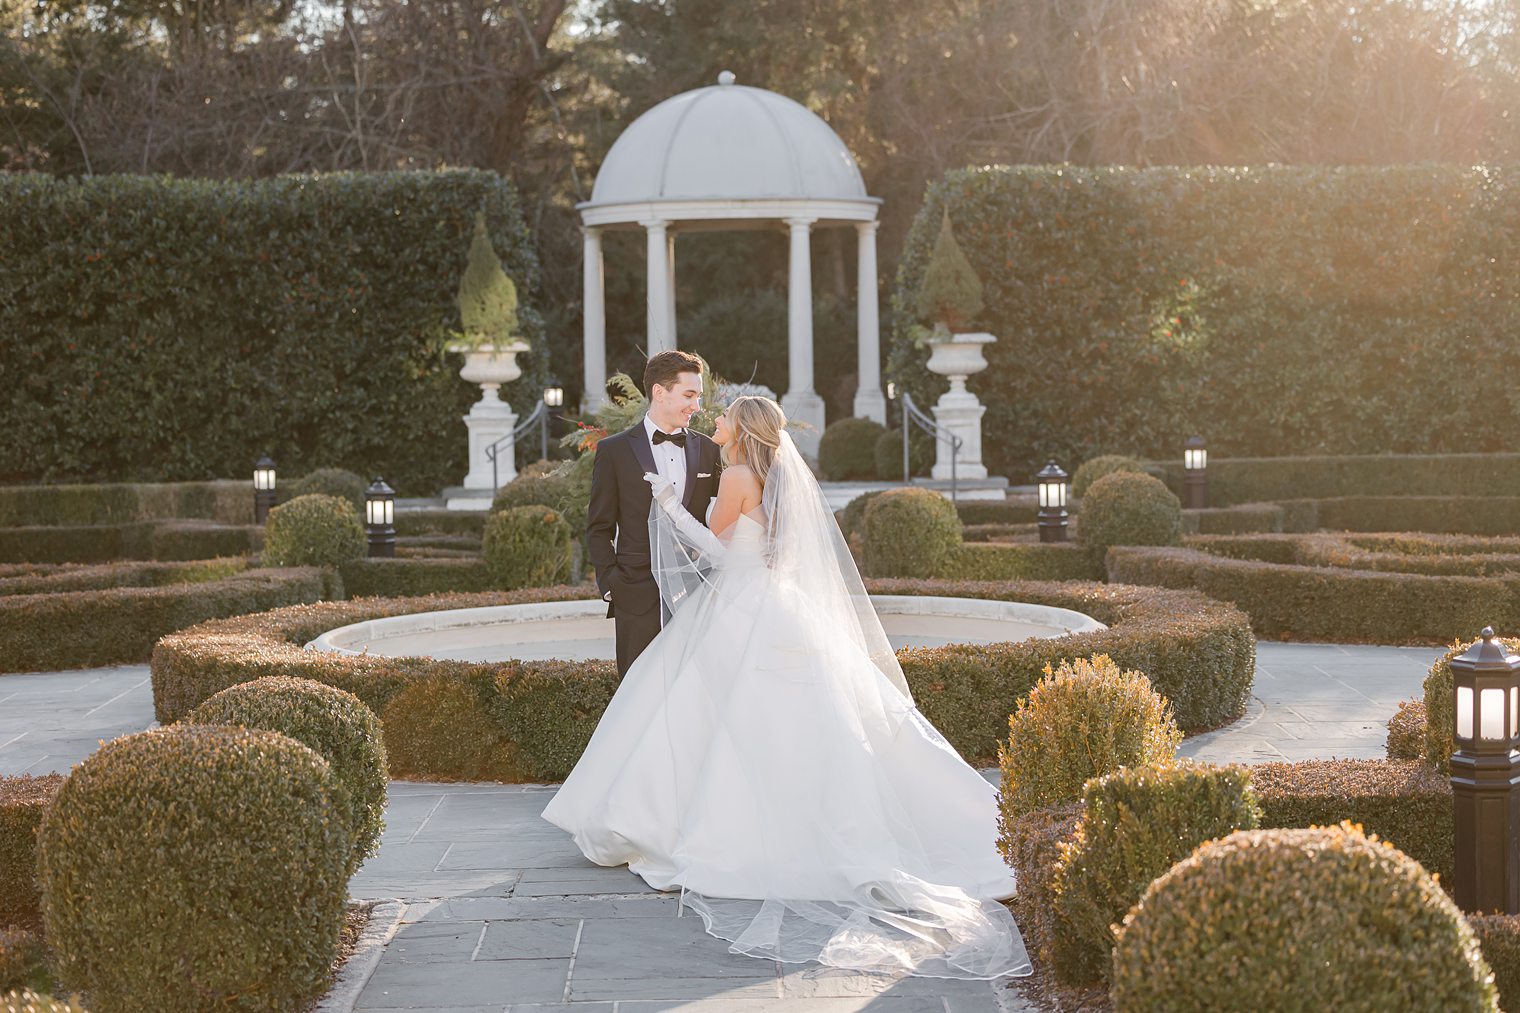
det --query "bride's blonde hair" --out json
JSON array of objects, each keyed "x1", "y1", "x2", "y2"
[{"x1": 721, "y1": 396, "x2": 787, "y2": 489}]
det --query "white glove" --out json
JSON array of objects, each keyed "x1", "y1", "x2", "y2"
[{"x1": 643, "y1": 472, "x2": 680, "y2": 514}]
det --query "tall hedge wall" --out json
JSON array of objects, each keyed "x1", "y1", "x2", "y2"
[
  {"x1": 890, "y1": 166, "x2": 1520, "y2": 478},
  {"x1": 0, "y1": 170, "x2": 544, "y2": 491}
]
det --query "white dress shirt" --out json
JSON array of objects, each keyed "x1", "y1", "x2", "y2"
[{"x1": 643, "y1": 413, "x2": 688, "y2": 500}]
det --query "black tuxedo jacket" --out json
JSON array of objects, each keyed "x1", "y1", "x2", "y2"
[{"x1": 586, "y1": 422, "x2": 722, "y2": 618}]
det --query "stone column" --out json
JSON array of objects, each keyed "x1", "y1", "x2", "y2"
[
  {"x1": 581, "y1": 227, "x2": 606, "y2": 413},
  {"x1": 666, "y1": 229, "x2": 678, "y2": 348},
  {"x1": 853, "y1": 219, "x2": 886, "y2": 424},
  {"x1": 643, "y1": 219, "x2": 672, "y2": 354},
  {"x1": 782, "y1": 217, "x2": 825, "y2": 457}
]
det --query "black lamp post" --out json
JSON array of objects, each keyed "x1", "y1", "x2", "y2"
[
  {"x1": 253, "y1": 455, "x2": 277, "y2": 525},
  {"x1": 1037, "y1": 461, "x2": 1069, "y2": 543},
  {"x1": 1183, "y1": 435, "x2": 1208, "y2": 509},
  {"x1": 364, "y1": 477, "x2": 396, "y2": 558},
  {"x1": 1451, "y1": 626, "x2": 1520, "y2": 913},
  {"x1": 541, "y1": 383, "x2": 564, "y2": 461}
]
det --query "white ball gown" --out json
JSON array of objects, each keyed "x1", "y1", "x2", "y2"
[{"x1": 541, "y1": 436, "x2": 1030, "y2": 980}]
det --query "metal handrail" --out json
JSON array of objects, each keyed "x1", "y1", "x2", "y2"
[
  {"x1": 485, "y1": 401, "x2": 549, "y2": 490},
  {"x1": 900, "y1": 390, "x2": 962, "y2": 504}
]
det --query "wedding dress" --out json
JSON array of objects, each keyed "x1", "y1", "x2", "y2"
[{"x1": 540, "y1": 433, "x2": 1031, "y2": 980}]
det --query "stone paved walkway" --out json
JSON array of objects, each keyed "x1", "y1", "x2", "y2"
[{"x1": 0, "y1": 642, "x2": 1445, "y2": 1011}]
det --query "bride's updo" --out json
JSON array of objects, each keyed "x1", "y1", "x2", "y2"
[{"x1": 722, "y1": 396, "x2": 787, "y2": 489}]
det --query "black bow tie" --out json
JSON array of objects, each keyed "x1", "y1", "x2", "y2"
[{"x1": 652, "y1": 429, "x2": 687, "y2": 448}]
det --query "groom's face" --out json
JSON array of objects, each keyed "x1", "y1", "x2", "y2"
[{"x1": 653, "y1": 371, "x2": 702, "y2": 428}]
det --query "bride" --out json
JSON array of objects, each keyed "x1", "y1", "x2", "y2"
[{"x1": 540, "y1": 395, "x2": 1031, "y2": 980}]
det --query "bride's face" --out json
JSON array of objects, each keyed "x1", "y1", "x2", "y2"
[{"x1": 713, "y1": 408, "x2": 734, "y2": 447}]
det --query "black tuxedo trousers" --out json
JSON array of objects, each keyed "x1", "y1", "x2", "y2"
[{"x1": 585, "y1": 423, "x2": 722, "y2": 677}]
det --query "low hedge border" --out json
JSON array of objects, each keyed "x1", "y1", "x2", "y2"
[
  {"x1": 954, "y1": 499, "x2": 1038, "y2": 526},
  {"x1": 0, "y1": 480, "x2": 251, "y2": 527},
  {"x1": 1187, "y1": 532, "x2": 1520, "y2": 576},
  {"x1": 1, "y1": 568, "x2": 334, "y2": 674},
  {"x1": 939, "y1": 543, "x2": 1104, "y2": 582},
  {"x1": 1250, "y1": 758, "x2": 1454, "y2": 886},
  {"x1": 393, "y1": 510, "x2": 487, "y2": 537},
  {"x1": 1152, "y1": 453, "x2": 1520, "y2": 507},
  {"x1": 337, "y1": 558, "x2": 496, "y2": 598},
  {"x1": 1109, "y1": 544, "x2": 1520, "y2": 644},
  {"x1": 0, "y1": 521, "x2": 262, "y2": 565},
  {"x1": 151, "y1": 579, "x2": 1254, "y2": 780},
  {"x1": 0, "y1": 558, "x2": 248, "y2": 597},
  {"x1": 1182, "y1": 503, "x2": 1285, "y2": 535},
  {"x1": 0, "y1": 775, "x2": 63, "y2": 929}
]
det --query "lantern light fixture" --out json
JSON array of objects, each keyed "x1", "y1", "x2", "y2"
[
  {"x1": 1036, "y1": 461, "x2": 1070, "y2": 543},
  {"x1": 253, "y1": 455, "x2": 277, "y2": 525},
  {"x1": 364, "y1": 477, "x2": 396, "y2": 558}
]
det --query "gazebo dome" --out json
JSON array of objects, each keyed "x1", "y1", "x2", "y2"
[{"x1": 587, "y1": 72, "x2": 868, "y2": 206}]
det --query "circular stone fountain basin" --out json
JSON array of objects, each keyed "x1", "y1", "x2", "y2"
[{"x1": 306, "y1": 596, "x2": 1106, "y2": 663}]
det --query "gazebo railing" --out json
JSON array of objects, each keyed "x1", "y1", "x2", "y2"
[
  {"x1": 900, "y1": 390, "x2": 961, "y2": 504},
  {"x1": 484, "y1": 402, "x2": 549, "y2": 490}
]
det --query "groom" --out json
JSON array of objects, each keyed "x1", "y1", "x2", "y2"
[{"x1": 587, "y1": 350, "x2": 723, "y2": 677}]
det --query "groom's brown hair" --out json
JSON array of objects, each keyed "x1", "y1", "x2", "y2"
[{"x1": 644, "y1": 350, "x2": 704, "y2": 397}]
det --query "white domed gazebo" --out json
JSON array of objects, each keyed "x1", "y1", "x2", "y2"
[{"x1": 578, "y1": 71, "x2": 886, "y2": 454}]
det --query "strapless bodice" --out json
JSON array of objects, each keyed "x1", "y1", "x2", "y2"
[{"x1": 720, "y1": 510, "x2": 768, "y2": 569}]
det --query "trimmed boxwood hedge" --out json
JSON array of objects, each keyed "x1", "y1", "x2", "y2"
[
  {"x1": 1108, "y1": 544, "x2": 1520, "y2": 644},
  {"x1": 337, "y1": 557, "x2": 496, "y2": 598},
  {"x1": 954, "y1": 499, "x2": 1038, "y2": 526},
  {"x1": 0, "y1": 776, "x2": 63, "y2": 930},
  {"x1": 0, "y1": 558, "x2": 246, "y2": 596},
  {"x1": 0, "y1": 480, "x2": 251, "y2": 527},
  {"x1": 0, "y1": 520, "x2": 261, "y2": 565},
  {"x1": 1153, "y1": 453, "x2": 1520, "y2": 508},
  {"x1": 0, "y1": 170, "x2": 545, "y2": 490},
  {"x1": 940, "y1": 542, "x2": 1104, "y2": 582},
  {"x1": 889, "y1": 164, "x2": 1520, "y2": 478},
  {"x1": 1250, "y1": 758, "x2": 1454, "y2": 886},
  {"x1": 151, "y1": 579, "x2": 1254, "y2": 779},
  {"x1": 0, "y1": 567, "x2": 333, "y2": 673}
]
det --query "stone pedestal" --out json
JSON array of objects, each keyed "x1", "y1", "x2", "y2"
[
  {"x1": 926, "y1": 333, "x2": 995, "y2": 481},
  {"x1": 453, "y1": 342, "x2": 529, "y2": 492}
]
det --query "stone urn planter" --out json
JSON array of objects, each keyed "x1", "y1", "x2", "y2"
[
  {"x1": 924, "y1": 332, "x2": 995, "y2": 481},
  {"x1": 450, "y1": 339, "x2": 532, "y2": 490}
]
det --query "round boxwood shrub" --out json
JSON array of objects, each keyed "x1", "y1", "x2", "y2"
[
  {"x1": 997, "y1": 654, "x2": 1181, "y2": 820},
  {"x1": 38, "y1": 725, "x2": 351, "y2": 1013},
  {"x1": 861, "y1": 487, "x2": 962, "y2": 578},
  {"x1": 491, "y1": 471, "x2": 584, "y2": 539},
  {"x1": 836, "y1": 489, "x2": 886, "y2": 544},
  {"x1": 1051, "y1": 761, "x2": 1260, "y2": 984},
  {"x1": 483, "y1": 506, "x2": 573, "y2": 590},
  {"x1": 1470, "y1": 914, "x2": 1520, "y2": 1013},
  {"x1": 185, "y1": 676, "x2": 388, "y2": 869},
  {"x1": 1079, "y1": 471, "x2": 1182, "y2": 564},
  {"x1": 874, "y1": 427, "x2": 935, "y2": 480},
  {"x1": 1, "y1": 991, "x2": 87, "y2": 1013},
  {"x1": 1387, "y1": 698, "x2": 1428, "y2": 762},
  {"x1": 261, "y1": 493, "x2": 367, "y2": 569},
  {"x1": 1071, "y1": 454, "x2": 1145, "y2": 499},
  {"x1": 286, "y1": 467, "x2": 367, "y2": 513},
  {"x1": 819, "y1": 418, "x2": 888, "y2": 481},
  {"x1": 1111, "y1": 823, "x2": 1497, "y2": 1011}
]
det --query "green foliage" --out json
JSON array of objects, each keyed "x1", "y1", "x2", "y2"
[
  {"x1": 890, "y1": 167, "x2": 1520, "y2": 480},
  {"x1": 874, "y1": 427, "x2": 934, "y2": 480},
  {"x1": 1470, "y1": 914, "x2": 1520, "y2": 1013},
  {"x1": 451, "y1": 211, "x2": 520, "y2": 349},
  {"x1": 0, "y1": 567, "x2": 329, "y2": 673},
  {"x1": 490, "y1": 471, "x2": 585, "y2": 540},
  {"x1": 1250, "y1": 759, "x2": 1454, "y2": 885},
  {"x1": 818, "y1": 418, "x2": 887, "y2": 481},
  {"x1": 0, "y1": 991, "x2": 88, "y2": 1013},
  {"x1": 1079, "y1": 471, "x2": 1182, "y2": 563},
  {"x1": 997, "y1": 654, "x2": 1182, "y2": 819},
  {"x1": 1052, "y1": 762, "x2": 1260, "y2": 985},
  {"x1": 489, "y1": 659, "x2": 623, "y2": 781},
  {"x1": 1151, "y1": 453, "x2": 1520, "y2": 507},
  {"x1": 1071, "y1": 455, "x2": 1145, "y2": 499},
  {"x1": 0, "y1": 171, "x2": 544, "y2": 491},
  {"x1": 915, "y1": 210, "x2": 984, "y2": 332},
  {"x1": 996, "y1": 803, "x2": 1082, "y2": 973},
  {"x1": 1387, "y1": 698, "x2": 1428, "y2": 762},
  {"x1": 186, "y1": 677, "x2": 388, "y2": 868},
  {"x1": 0, "y1": 520, "x2": 261, "y2": 566},
  {"x1": 0, "y1": 930, "x2": 49, "y2": 996},
  {"x1": 380, "y1": 676, "x2": 526, "y2": 782},
  {"x1": 482, "y1": 506, "x2": 572, "y2": 589},
  {"x1": 0, "y1": 481, "x2": 250, "y2": 527},
  {"x1": 860, "y1": 487, "x2": 962, "y2": 578},
  {"x1": 0, "y1": 776, "x2": 63, "y2": 930},
  {"x1": 261, "y1": 494, "x2": 367, "y2": 569},
  {"x1": 38, "y1": 725, "x2": 351, "y2": 1012},
  {"x1": 286, "y1": 468, "x2": 367, "y2": 513},
  {"x1": 1108, "y1": 546, "x2": 1518, "y2": 645},
  {"x1": 942, "y1": 542, "x2": 1104, "y2": 582},
  {"x1": 338, "y1": 557, "x2": 495, "y2": 597},
  {"x1": 1110, "y1": 824, "x2": 1495, "y2": 1012},
  {"x1": 954, "y1": 499, "x2": 1039, "y2": 526},
  {"x1": 836, "y1": 490, "x2": 886, "y2": 544}
]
